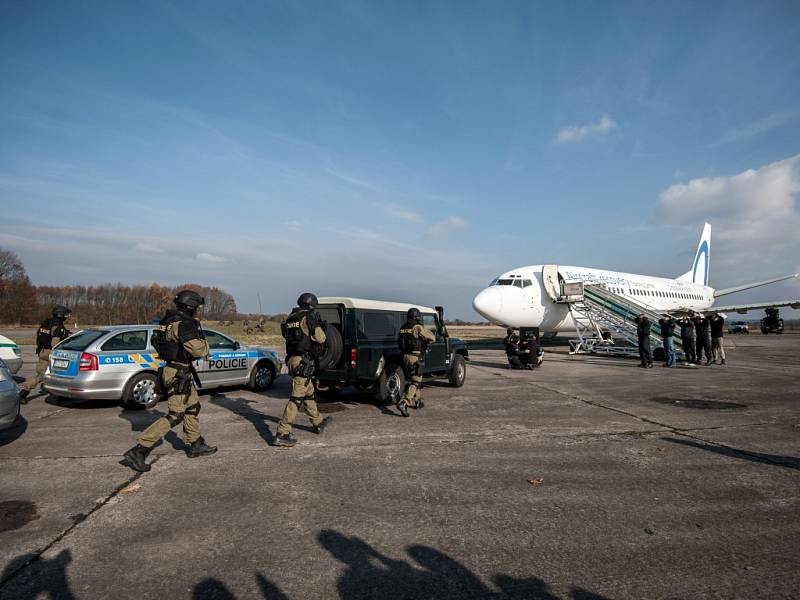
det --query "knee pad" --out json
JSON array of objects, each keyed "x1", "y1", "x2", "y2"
[
  {"x1": 289, "y1": 396, "x2": 303, "y2": 407},
  {"x1": 184, "y1": 404, "x2": 200, "y2": 417},
  {"x1": 166, "y1": 411, "x2": 184, "y2": 427}
]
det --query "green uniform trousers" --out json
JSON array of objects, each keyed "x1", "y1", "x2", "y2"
[
  {"x1": 20, "y1": 349, "x2": 51, "y2": 392},
  {"x1": 277, "y1": 355, "x2": 323, "y2": 435},
  {"x1": 401, "y1": 353, "x2": 423, "y2": 407},
  {"x1": 138, "y1": 366, "x2": 201, "y2": 447}
]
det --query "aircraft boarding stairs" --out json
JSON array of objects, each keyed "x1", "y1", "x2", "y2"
[{"x1": 562, "y1": 283, "x2": 684, "y2": 358}]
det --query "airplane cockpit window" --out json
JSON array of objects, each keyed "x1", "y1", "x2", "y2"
[
  {"x1": 513, "y1": 280, "x2": 523, "y2": 288},
  {"x1": 497, "y1": 279, "x2": 514, "y2": 286},
  {"x1": 522, "y1": 279, "x2": 532, "y2": 288},
  {"x1": 490, "y1": 278, "x2": 499, "y2": 286}
]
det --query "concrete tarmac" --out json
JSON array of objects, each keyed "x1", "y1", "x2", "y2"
[{"x1": 1, "y1": 336, "x2": 798, "y2": 599}]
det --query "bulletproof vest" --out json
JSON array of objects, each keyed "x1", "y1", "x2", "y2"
[
  {"x1": 399, "y1": 320, "x2": 424, "y2": 354},
  {"x1": 151, "y1": 312, "x2": 192, "y2": 365},
  {"x1": 503, "y1": 334, "x2": 519, "y2": 352},
  {"x1": 282, "y1": 309, "x2": 315, "y2": 356},
  {"x1": 36, "y1": 318, "x2": 68, "y2": 352}
]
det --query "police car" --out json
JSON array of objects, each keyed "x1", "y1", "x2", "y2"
[
  {"x1": 42, "y1": 325, "x2": 281, "y2": 409},
  {"x1": 0, "y1": 334, "x2": 23, "y2": 374}
]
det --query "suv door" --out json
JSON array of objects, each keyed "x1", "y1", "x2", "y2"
[
  {"x1": 421, "y1": 314, "x2": 446, "y2": 374},
  {"x1": 197, "y1": 329, "x2": 248, "y2": 386}
]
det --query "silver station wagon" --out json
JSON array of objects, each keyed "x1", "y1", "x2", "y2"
[{"x1": 42, "y1": 325, "x2": 282, "y2": 409}]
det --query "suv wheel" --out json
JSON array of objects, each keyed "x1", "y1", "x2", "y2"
[
  {"x1": 448, "y1": 354, "x2": 466, "y2": 388},
  {"x1": 124, "y1": 372, "x2": 160, "y2": 410},
  {"x1": 374, "y1": 363, "x2": 405, "y2": 405},
  {"x1": 249, "y1": 361, "x2": 275, "y2": 391}
]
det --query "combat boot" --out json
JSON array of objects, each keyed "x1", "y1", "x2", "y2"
[
  {"x1": 123, "y1": 444, "x2": 152, "y2": 472},
  {"x1": 273, "y1": 433, "x2": 297, "y2": 447},
  {"x1": 396, "y1": 400, "x2": 409, "y2": 418},
  {"x1": 18, "y1": 389, "x2": 30, "y2": 404},
  {"x1": 188, "y1": 437, "x2": 217, "y2": 458},
  {"x1": 721, "y1": 359, "x2": 726, "y2": 365},
  {"x1": 413, "y1": 399, "x2": 425, "y2": 410},
  {"x1": 312, "y1": 416, "x2": 332, "y2": 434}
]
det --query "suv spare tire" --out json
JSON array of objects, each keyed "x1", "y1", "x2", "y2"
[{"x1": 317, "y1": 323, "x2": 343, "y2": 370}]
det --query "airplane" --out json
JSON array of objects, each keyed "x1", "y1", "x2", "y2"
[{"x1": 472, "y1": 222, "x2": 799, "y2": 332}]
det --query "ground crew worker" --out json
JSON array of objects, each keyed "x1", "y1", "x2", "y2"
[
  {"x1": 18, "y1": 305, "x2": 72, "y2": 404},
  {"x1": 693, "y1": 314, "x2": 712, "y2": 365},
  {"x1": 709, "y1": 312, "x2": 726, "y2": 365},
  {"x1": 635, "y1": 314, "x2": 653, "y2": 368},
  {"x1": 397, "y1": 307, "x2": 436, "y2": 417},
  {"x1": 123, "y1": 290, "x2": 217, "y2": 472},
  {"x1": 503, "y1": 328, "x2": 522, "y2": 369},
  {"x1": 658, "y1": 315, "x2": 677, "y2": 367},
  {"x1": 678, "y1": 313, "x2": 697, "y2": 366},
  {"x1": 274, "y1": 293, "x2": 332, "y2": 447}
]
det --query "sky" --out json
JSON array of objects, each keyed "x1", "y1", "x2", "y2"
[{"x1": 1, "y1": 0, "x2": 799, "y2": 319}]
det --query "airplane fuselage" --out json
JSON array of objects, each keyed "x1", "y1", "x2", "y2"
[{"x1": 472, "y1": 264, "x2": 715, "y2": 331}]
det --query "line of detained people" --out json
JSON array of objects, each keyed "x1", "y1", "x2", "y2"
[{"x1": 634, "y1": 312, "x2": 727, "y2": 368}]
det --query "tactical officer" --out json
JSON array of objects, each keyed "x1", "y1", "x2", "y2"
[
  {"x1": 397, "y1": 307, "x2": 436, "y2": 417},
  {"x1": 678, "y1": 314, "x2": 697, "y2": 366},
  {"x1": 123, "y1": 290, "x2": 216, "y2": 472},
  {"x1": 635, "y1": 314, "x2": 653, "y2": 368},
  {"x1": 18, "y1": 305, "x2": 72, "y2": 404},
  {"x1": 658, "y1": 315, "x2": 677, "y2": 367},
  {"x1": 275, "y1": 293, "x2": 332, "y2": 447},
  {"x1": 518, "y1": 330, "x2": 542, "y2": 369},
  {"x1": 503, "y1": 328, "x2": 522, "y2": 369}
]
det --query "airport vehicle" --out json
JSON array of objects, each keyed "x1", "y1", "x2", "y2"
[
  {"x1": 760, "y1": 308, "x2": 784, "y2": 335},
  {"x1": 0, "y1": 334, "x2": 23, "y2": 374},
  {"x1": 42, "y1": 325, "x2": 282, "y2": 409},
  {"x1": 472, "y1": 223, "x2": 800, "y2": 350},
  {"x1": 728, "y1": 321, "x2": 749, "y2": 334},
  {"x1": 314, "y1": 298, "x2": 469, "y2": 405},
  {"x1": 0, "y1": 358, "x2": 20, "y2": 431}
]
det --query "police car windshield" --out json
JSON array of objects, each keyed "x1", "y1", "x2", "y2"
[{"x1": 57, "y1": 330, "x2": 108, "y2": 351}]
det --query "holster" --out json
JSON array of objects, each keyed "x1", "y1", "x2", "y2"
[{"x1": 297, "y1": 355, "x2": 316, "y2": 378}]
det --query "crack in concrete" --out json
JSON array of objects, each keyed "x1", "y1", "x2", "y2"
[
  {"x1": 471, "y1": 363, "x2": 800, "y2": 471},
  {"x1": 0, "y1": 456, "x2": 161, "y2": 590}
]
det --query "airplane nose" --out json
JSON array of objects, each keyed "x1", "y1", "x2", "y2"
[{"x1": 472, "y1": 287, "x2": 504, "y2": 321}]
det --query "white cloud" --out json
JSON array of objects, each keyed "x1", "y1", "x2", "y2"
[
  {"x1": 556, "y1": 115, "x2": 618, "y2": 144},
  {"x1": 196, "y1": 252, "x2": 228, "y2": 263},
  {"x1": 656, "y1": 155, "x2": 800, "y2": 286},
  {"x1": 424, "y1": 216, "x2": 468, "y2": 239},
  {"x1": 381, "y1": 203, "x2": 420, "y2": 222},
  {"x1": 711, "y1": 109, "x2": 800, "y2": 147}
]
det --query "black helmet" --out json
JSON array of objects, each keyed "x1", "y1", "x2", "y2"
[
  {"x1": 174, "y1": 290, "x2": 205, "y2": 313},
  {"x1": 506, "y1": 328, "x2": 514, "y2": 335},
  {"x1": 52, "y1": 305, "x2": 71, "y2": 319},
  {"x1": 407, "y1": 307, "x2": 421, "y2": 323},
  {"x1": 297, "y1": 293, "x2": 318, "y2": 309}
]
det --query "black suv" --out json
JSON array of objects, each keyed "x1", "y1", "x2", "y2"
[{"x1": 313, "y1": 297, "x2": 469, "y2": 404}]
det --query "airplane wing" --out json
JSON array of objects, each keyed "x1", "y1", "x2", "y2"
[
  {"x1": 708, "y1": 300, "x2": 800, "y2": 315},
  {"x1": 714, "y1": 273, "x2": 798, "y2": 297}
]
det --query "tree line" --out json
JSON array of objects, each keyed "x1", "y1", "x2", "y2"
[{"x1": 0, "y1": 248, "x2": 238, "y2": 325}]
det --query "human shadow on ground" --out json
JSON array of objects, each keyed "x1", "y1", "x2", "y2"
[
  {"x1": 209, "y1": 394, "x2": 279, "y2": 444},
  {"x1": 319, "y1": 529, "x2": 611, "y2": 600},
  {"x1": 194, "y1": 574, "x2": 289, "y2": 599},
  {"x1": 662, "y1": 436, "x2": 800, "y2": 470},
  {"x1": 0, "y1": 549, "x2": 76, "y2": 599},
  {"x1": 117, "y1": 408, "x2": 187, "y2": 451}
]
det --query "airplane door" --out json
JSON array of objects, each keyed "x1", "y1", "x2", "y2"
[{"x1": 542, "y1": 264, "x2": 560, "y2": 301}]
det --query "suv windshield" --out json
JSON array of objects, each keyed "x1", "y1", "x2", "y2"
[{"x1": 57, "y1": 330, "x2": 108, "y2": 351}]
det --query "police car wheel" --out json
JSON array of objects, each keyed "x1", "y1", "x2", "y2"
[
  {"x1": 249, "y1": 361, "x2": 275, "y2": 391},
  {"x1": 448, "y1": 354, "x2": 466, "y2": 388},
  {"x1": 124, "y1": 373, "x2": 159, "y2": 410},
  {"x1": 373, "y1": 363, "x2": 405, "y2": 405}
]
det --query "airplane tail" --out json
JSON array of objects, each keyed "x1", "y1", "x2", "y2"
[{"x1": 677, "y1": 222, "x2": 711, "y2": 286}]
